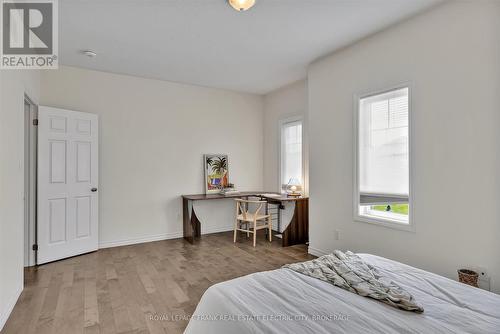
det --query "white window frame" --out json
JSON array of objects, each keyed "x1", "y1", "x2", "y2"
[
  {"x1": 353, "y1": 83, "x2": 415, "y2": 232},
  {"x1": 278, "y1": 115, "x2": 304, "y2": 193}
]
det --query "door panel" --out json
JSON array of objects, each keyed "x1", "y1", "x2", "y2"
[
  {"x1": 48, "y1": 198, "x2": 67, "y2": 243},
  {"x1": 38, "y1": 106, "x2": 98, "y2": 264},
  {"x1": 76, "y1": 118, "x2": 91, "y2": 135},
  {"x1": 76, "y1": 141, "x2": 91, "y2": 183},
  {"x1": 75, "y1": 196, "x2": 91, "y2": 238},
  {"x1": 49, "y1": 140, "x2": 67, "y2": 183}
]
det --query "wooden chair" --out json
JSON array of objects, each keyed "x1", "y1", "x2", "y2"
[{"x1": 234, "y1": 199, "x2": 272, "y2": 247}]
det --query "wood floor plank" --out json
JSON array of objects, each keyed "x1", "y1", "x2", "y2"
[
  {"x1": 1, "y1": 231, "x2": 313, "y2": 334},
  {"x1": 96, "y1": 279, "x2": 117, "y2": 334},
  {"x1": 84, "y1": 276, "x2": 99, "y2": 328}
]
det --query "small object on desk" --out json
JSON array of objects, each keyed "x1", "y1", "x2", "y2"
[
  {"x1": 260, "y1": 193, "x2": 281, "y2": 197},
  {"x1": 286, "y1": 178, "x2": 302, "y2": 197},
  {"x1": 219, "y1": 184, "x2": 240, "y2": 196},
  {"x1": 222, "y1": 189, "x2": 240, "y2": 196}
]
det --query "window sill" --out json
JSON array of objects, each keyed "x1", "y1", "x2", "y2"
[{"x1": 354, "y1": 214, "x2": 415, "y2": 232}]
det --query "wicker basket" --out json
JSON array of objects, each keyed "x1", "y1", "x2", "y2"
[{"x1": 458, "y1": 269, "x2": 478, "y2": 287}]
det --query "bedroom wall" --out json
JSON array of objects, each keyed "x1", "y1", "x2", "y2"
[
  {"x1": 40, "y1": 66, "x2": 264, "y2": 247},
  {"x1": 263, "y1": 79, "x2": 308, "y2": 194},
  {"x1": 308, "y1": 0, "x2": 500, "y2": 293},
  {"x1": 0, "y1": 70, "x2": 40, "y2": 330}
]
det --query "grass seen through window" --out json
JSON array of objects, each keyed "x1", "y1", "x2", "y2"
[{"x1": 371, "y1": 204, "x2": 409, "y2": 215}]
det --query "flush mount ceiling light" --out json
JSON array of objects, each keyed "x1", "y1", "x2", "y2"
[
  {"x1": 82, "y1": 50, "x2": 97, "y2": 58},
  {"x1": 228, "y1": 0, "x2": 255, "y2": 12}
]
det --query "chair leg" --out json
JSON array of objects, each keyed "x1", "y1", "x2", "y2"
[
  {"x1": 234, "y1": 220, "x2": 238, "y2": 243},
  {"x1": 268, "y1": 216, "x2": 272, "y2": 242},
  {"x1": 253, "y1": 220, "x2": 257, "y2": 247},
  {"x1": 247, "y1": 223, "x2": 249, "y2": 238}
]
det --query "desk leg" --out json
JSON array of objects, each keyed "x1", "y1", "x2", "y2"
[
  {"x1": 192, "y1": 206, "x2": 201, "y2": 240},
  {"x1": 265, "y1": 200, "x2": 268, "y2": 238},
  {"x1": 183, "y1": 198, "x2": 201, "y2": 244},
  {"x1": 278, "y1": 204, "x2": 282, "y2": 234},
  {"x1": 282, "y1": 200, "x2": 308, "y2": 247}
]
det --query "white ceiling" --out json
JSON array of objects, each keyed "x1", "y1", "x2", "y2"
[{"x1": 60, "y1": 0, "x2": 442, "y2": 94}]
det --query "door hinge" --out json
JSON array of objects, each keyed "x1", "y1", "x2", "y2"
[
  {"x1": 32, "y1": 119, "x2": 39, "y2": 126},
  {"x1": 32, "y1": 244, "x2": 38, "y2": 251}
]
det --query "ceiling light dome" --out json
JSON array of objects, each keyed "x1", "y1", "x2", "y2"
[
  {"x1": 82, "y1": 50, "x2": 97, "y2": 58},
  {"x1": 228, "y1": 0, "x2": 255, "y2": 12}
]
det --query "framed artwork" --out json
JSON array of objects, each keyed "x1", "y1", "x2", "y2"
[{"x1": 204, "y1": 154, "x2": 229, "y2": 194}]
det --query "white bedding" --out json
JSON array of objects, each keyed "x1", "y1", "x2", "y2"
[{"x1": 184, "y1": 254, "x2": 500, "y2": 334}]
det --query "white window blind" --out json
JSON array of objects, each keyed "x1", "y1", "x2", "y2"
[
  {"x1": 281, "y1": 120, "x2": 302, "y2": 187},
  {"x1": 359, "y1": 87, "x2": 409, "y2": 197}
]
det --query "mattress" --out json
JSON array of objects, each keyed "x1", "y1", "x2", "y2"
[{"x1": 184, "y1": 254, "x2": 500, "y2": 333}]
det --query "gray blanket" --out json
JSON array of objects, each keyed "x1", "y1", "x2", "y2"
[{"x1": 283, "y1": 250, "x2": 424, "y2": 313}]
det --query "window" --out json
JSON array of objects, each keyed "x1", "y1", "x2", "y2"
[
  {"x1": 280, "y1": 118, "x2": 303, "y2": 192},
  {"x1": 355, "y1": 86, "x2": 411, "y2": 227}
]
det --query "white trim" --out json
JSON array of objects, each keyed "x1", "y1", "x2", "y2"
[
  {"x1": 201, "y1": 225, "x2": 234, "y2": 235},
  {"x1": 308, "y1": 246, "x2": 329, "y2": 257},
  {"x1": 0, "y1": 282, "x2": 23, "y2": 331},
  {"x1": 278, "y1": 115, "x2": 305, "y2": 193},
  {"x1": 23, "y1": 94, "x2": 37, "y2": 267},
  {"x1": 98, "y1": 231, "x2": 183, "y2": 249},
  {"x1": 353, "y1": 82, "x2": 415, "y2": 233},
  {"x1": 354, "y1": 214, "x2": 414, "y2": 232},
  {"x1": 98, "y1": 226, "x2": 236, "y2": 249}
]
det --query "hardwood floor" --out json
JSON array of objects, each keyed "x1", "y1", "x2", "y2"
[{"x1": 2, "y1": 231, "x2": 313, "y2": 334}]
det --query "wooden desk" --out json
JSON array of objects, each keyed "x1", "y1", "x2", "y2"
[
  {"x1": 182, "y1": 192, "x2": 308, "y2": 247},
  {"x1": 262, "y1": 195, "x2": 309, "y2": 247}
]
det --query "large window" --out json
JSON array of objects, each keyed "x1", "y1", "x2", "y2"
[
  {"x1": 280, "y1": 118, "x2": 303, "y2": 192},
  {"x1": 356, "y1": 86, "x2": 411, "y2": 227}
]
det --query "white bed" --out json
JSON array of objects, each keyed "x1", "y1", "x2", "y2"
[{"x1": 185, "y1": 254, "x2": 500, "y2": 333}]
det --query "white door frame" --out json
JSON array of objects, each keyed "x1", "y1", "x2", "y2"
[{"x1": 24, "y1": 94, "x2": 37, "y2": 267}]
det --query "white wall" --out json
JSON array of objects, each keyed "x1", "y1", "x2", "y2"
[
  {"x1": 308, "y1": 1, "x2": 500, "y2": 292},
  {"x1": 40, "y1": 66, "x2": 264, "y2": 247},
  {"x1": 0, "y1": 70, "x2": 40, "y2": 330},
  {"x1": 263, "y1": 79, "x2": 308, "y2": 193}
]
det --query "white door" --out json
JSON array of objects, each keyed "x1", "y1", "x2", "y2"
[{"x1": 37, "y1": 106, "x2": 98, "y2": 264}]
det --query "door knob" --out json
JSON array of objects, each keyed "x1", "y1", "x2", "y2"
[{"x1": 91, "y1": 188, "x2": 98, "y2": 192}]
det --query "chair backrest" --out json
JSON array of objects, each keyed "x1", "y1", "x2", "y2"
[{"x1": 235, "y1": 198, "x2": 267, "y2": 220}]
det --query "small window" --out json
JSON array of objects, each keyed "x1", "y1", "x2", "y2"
[
  {"x1": 356, "y1": 86, "x2": 411, "y2": 227},
  {"x1": 280, "y1": 118, "x2": 303, "y2": 192}
]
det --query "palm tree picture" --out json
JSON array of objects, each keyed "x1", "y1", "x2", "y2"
[{"x1": 204, "y1": 154, "x2": 229, "y2": 193}]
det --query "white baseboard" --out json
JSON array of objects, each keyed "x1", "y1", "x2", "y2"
[
  {"x1": 98, "y1": 226, "x2": 235, "y2": 250},
  {"x1": 201, "y1": 225, "x2": 234, "y2": 235},
  {"x1": 99, "y1": 231, "x2": 183, "y2": 249},
  {"x1": 98, "y1": 225, "x2": 238, "y2": 250},
  {"x1": 308, "y1": 245, "x2": 330, "y2": 257},
  {"x1": 0, "y1": 282, "x2": 23, "y2": 331}
]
